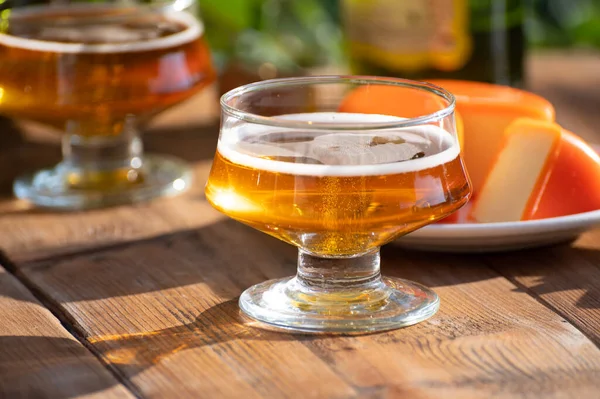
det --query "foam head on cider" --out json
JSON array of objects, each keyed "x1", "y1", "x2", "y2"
[
  {"x1": 0, "y1": 5, "x2": 202, "y2": 53},
  {"x1": 218, "y1": 112, "x2": 460, "y2": 177}
]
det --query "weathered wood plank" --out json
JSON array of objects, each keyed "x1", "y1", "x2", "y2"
[
  {"x1": 1, "y1": 52, "x2": 600, "y2": 399},
  {"x1": 0, "y1": 267, "x2": 134, "y2": 399},
  {"x1": 0, "y1": 161, "x2": 223, "y2": 263},
  {"x1": 0, "y1": 125, "x2": 223, "y2": 263},
  {"x1": 12, "y1": 222, "x2": 600, "y2": 398},
  {"x1": 485, "y1": 230, "x2": 600, "y2": 346},
  {"x1": 15, "y1": 223, "x2": 356, "y2": 399}
]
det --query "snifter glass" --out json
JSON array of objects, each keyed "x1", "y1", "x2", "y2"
[
  {"x1": 0, "y1": 0, "x2": 215, "y2": 209},
  {"x1": 206, "y1": 76, "x2": 472, "y2": 333}
]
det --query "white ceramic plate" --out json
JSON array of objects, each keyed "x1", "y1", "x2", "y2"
[
  {"x1": 397, "y1": 206, "x2": 600, "y2": 253},
  {"x1": 397, "y1": 144, "x2": 600, "y2": 253}
]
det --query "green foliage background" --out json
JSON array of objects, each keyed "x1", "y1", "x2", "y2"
[
  {"x1": 529, "y1": 0, "x2": 600, "y2": 48},
  {"x1": 198, "y1": 0, "x2": 600, "y2": 73}
]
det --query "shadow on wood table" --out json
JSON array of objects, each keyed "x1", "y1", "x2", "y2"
[
  {"x1": 482, "y1": 244, "x2": 600, "y2": 311},
  {"x1": 0, "y1": 298, "x2": 344, "y2": 399},
  {"x1": 0, "y1": 117, "x2": 220, "y2": 201},
  {"x1": 6, "y1": 219, "x2": 297, "y2": 302},
  {"x1": 4, "y1": 218, "x2": 600, "y2": 397},
  {"x1": 87, "y1": 298, "x2": 306, "y2": 369},
  {"x1": 3, "y1": 219, "x2": 598, "y2": 313},
  {"x1": 0, "y1": 119, "x2": 61, "y2": 197},
  {"x1": 0, "y1": 334, "x2": 124, "y2": 399},
  {"x1": 385, "y1": 240, "x2": 600, "y2": 312}
]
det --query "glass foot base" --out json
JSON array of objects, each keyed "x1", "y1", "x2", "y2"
[
  {"x1": 239, "y1": 276, "x2": 440, "y2": 334},
  {"x1": 14, "y1": 154, "x2": 192, "y2": 210}
]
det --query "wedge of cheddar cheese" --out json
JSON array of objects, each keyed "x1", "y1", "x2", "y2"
[
  {"x1": 427, "y1": 80, "x2": 555, "y2": 195},
  {"x1": 471, "y1": 118, "x2": 600, "y2": 222}
]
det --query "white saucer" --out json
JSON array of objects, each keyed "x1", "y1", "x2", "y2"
[
  {"x1": 398, "y1": 144, "x2": 600, "y2": 253},
  {"x1": 397, "y1": 207, "x2": 600, "y2": 253}
]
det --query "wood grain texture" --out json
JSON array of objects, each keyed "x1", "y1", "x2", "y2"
[
  {"x1": 484, "y1": 230, "x2": 600, "y2": 346},
  {"x1": 1, "y1": 52, "x2": 600, "y2": 398},
  {"x1": 0, "y1": 160, "x2": 223, "y2": 263},
  {"x1": 0, "y1": 88, "x2": 223, "y2": 263},
  {"x1": 0, "y1": 267, "x2": 134, "y2": 399},
  {"x1": 12, "y1": 221, "x2": 600, "y2": 399},
  {"x1": 16, "y1": 224, "x2": 355, "y2": 399}
]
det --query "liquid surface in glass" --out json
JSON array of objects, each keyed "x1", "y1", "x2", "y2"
[
  {"x1": 0, "y1": 4, "x2": 215, "y2": 136},
  {"x1": 206, "y1": 112, "x2": 470, "y2": 257}
]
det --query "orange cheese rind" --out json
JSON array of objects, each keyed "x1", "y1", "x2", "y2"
[
  {"x1": 424, "y1": 80, "x2": 556, "y2": 196},
  {"x1": 525, "y1": 129, "x2": 600, "y2": 220},
  {"x1": 338, "y1": 84, "x2": 465, "y2": 149},
  {"x1": 426, "y1": 80, "x2": 556, "y2": 121},
  {"x1": 470, "y1": 117, "x2": 600, "y2": 223}
]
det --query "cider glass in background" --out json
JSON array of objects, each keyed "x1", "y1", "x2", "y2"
[
  {"x1": 0, "y1": 0, "x2": 215, "y2": 209},
  {"x1": 205, "y1": 76, "x2": 472, "y2": 333}
]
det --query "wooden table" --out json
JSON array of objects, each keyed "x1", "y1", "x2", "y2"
[{"x1": 1, "y1": 51, "x2": 599, "y2": 399}]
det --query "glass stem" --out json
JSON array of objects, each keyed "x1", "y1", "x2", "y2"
[
  {"x1": 61, "y1": 118, "x2": 143, "y2": 189},
  {"x1": 296, "y1": 249, "x2": 383, "y2": 292}
]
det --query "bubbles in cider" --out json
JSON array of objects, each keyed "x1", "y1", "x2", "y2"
[{"x1": 207, "y1": 112, "x2": 470, "y2": 257}]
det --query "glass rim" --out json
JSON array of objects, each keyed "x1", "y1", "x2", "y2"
[
  {"x1": 1, "y1": 0, "x2": 196, "y2": 19},
  {"x1": 220, "y1": 75, "x2": 456, "y2": 131}
]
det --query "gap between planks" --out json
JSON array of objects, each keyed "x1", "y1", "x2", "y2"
[
  {"x1": 0, "y1": 252, "x2": 146, "y2": 399},
  {"x1": 486, "y1": 261, "x2": 600, "y2": 348},
  {"x1": 6, "y1": 227, "x2": 599, "y2": 398},
  {"x1": 4, "y1": 226, "x2": 588, "y2": 353}
]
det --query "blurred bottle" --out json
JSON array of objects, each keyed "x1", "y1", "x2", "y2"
[{"x1": 341, "y1": 0, "x2": 525, "y2": 87}]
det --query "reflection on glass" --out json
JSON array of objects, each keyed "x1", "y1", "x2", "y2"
[
  {"x1": 0, "y1": 0, "x2": 215, "y2": 209},
  {"x1": 206, "y1": 76, "x2": 472, "y2": 333}
]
